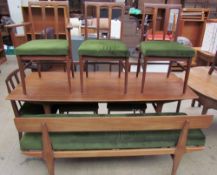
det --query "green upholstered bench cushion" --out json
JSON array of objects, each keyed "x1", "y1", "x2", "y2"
[
  {"x1": 20, "y1": 103, "x2": 44, "y2": 116},
  {"x1": 140, "y1": 41, "x2": 195, "y2": 58},
  {"x1": 15, "y1": 39, "x2": 68, "y2": 56},
  {"x1": 20, "y1": 129, "x2": 205, "y2": 151},
  {"x1": 78, "y1": 39, "x2": 129, "y2": 58}
]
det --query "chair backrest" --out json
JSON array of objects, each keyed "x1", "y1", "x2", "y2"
[
  {"x1": 141, "y1": 3, "x2": 182, "y2": 41},
  {"x1": 14, "y1": 115, "x2": 213, "y2": 133},
  {"x1": 83, "y1": 1, "x2": 125, "y2": 40},
  {"x1": 5, "y1": 68, "x2": 27, "y2": 116},
  {"x1": 28, "y1": 1, "x2": 69, "y2": 40}
]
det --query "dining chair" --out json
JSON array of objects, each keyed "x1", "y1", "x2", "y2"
[
  {"x1": 208, "y1": 51, "x2": 217, "y2": 75},
  {"x1": 78, "y1": 2, "x2": 129, "y2": 94},
  {"x1": 6, "y1": 1, "x2": 74, "y2": 95},
  {"x1": 136, "y1": 3, "x2": 195, "y2": 93},
  {"x1": 5, "y1": 68, "x2": 59, "y2": 139}
]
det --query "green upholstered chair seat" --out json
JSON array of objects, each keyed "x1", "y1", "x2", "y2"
[
  {"x1": 20, "y1": 129, "x2": 205, "y2": 151},
  {"x1": 57, "y1": 102, "x2": 99, "y2": 111},
  {"x1": 20, "y1": 103, "x2": 45, "y2": 116},
  {"x1": 15, "y1": 39, "x2": 68, "y2": 56},
  {"x1": 140, "y1": 41, "x2": 195, "y2": 58},
  {"x1": 78, "y1": 39, "x2": 129, "y2": 58},
  {"x1": 107, "y1": 102, "x2": 147, "y2": 111}
]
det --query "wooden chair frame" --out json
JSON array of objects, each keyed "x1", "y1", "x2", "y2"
[
  {"x1": 14, "y1": 114, "x2": 213, "y2": 175},
  {"x1": 6, "y1": 1, "x2": 74, "y2": 95},
  {"x1": 80, "y1": 2, "x2": 129, "y2": 94},
  {"x1": 137, "y1": 3, "x2": 192, "y2": 94},
  {"x1": 208, "y1": 51, "x2": 217, "y2": 75}
]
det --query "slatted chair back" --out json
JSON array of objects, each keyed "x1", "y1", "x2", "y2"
[
  {"x1": 5, "y1": 68, "x2": 25, "y2": 116},
  {"x1": 28, "y1": 1, "x2": 69, "y2": 40},
  {"x1": 141, "y1": 3, "x2": 182, "y2": 41},
  {"x1": 15, "y1": 115, "x2": 213, "y2": 133},
  {"x1": 84, "y1": 1, "x2": 125, "y2": 40}
]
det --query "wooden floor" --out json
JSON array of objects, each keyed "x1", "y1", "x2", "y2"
[
  {"x1": 7, "y1": 72, "x2": 197, "y2": 102},
  {"x1": 188, "y1": 67, "x2": 217, "y2": 101}
]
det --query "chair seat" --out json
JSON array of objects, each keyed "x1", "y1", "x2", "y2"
[
  {"x1": 15, "y1": 39, "x2": 68, "y2": 56},
  {"x1": 56, "y1": 102, "x2": 99, "y2": 112},
  {"x1": 107, "y1": 102, "x2": 147, "y2": 111},
  {"x1": 20, "y1": 129, "x2": 205, "y2": 151},
  {"x1": 19, "y1": 103, "x2": 45, "y2": 116},
  {"x1": 140, "y1": 41, "x2": 195, "y2": 58},
  {"x1": 78, "y1": 39, "x2": 129, "y2": 58}
]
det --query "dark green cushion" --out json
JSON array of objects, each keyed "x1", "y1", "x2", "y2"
[
  {"x1": 140, "y1": 41, "x2": 195, "y2": 58},
  {"x1": 15, "y1": 39, "x2": 68, "y2": 56},
  {"x1": 20, "y1": 103, "x2": 44, "y2": 116},
  {"x1": 107, "y1": 102, "x2": 147, "y2": 111},
  {"x1": 78, "y1": 39, "x2": 129, "y2": 58},
  {"x1": 20, "y1": 129, "x2": 205, "y2": 151}
]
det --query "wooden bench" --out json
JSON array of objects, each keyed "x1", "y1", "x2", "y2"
[{"x1": 14, "y1": 114, "x2": 213, "y2": 175}]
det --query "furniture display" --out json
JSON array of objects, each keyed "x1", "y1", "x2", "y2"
[
  {"x1": 136, "y1": 3, "x2": 195, "y2": 94},
  {"x1": 6, "y1": 1, "x2": 74, "y2": 95},
  {"x1": 78, "y1": 2, "x2": 129, "y2": 94},
  {"x1": 6, "y1": 71, "x2": 198, "y2": 114},
  {"x1": 179, "y1": 8, "x2": 209, "y2": 47},
  {"x1": 187, "y1": 66, "x2": 217, "y2": 114},
  {"x1": 14, "y1": 113, "x2": 213, "y2": 175}
]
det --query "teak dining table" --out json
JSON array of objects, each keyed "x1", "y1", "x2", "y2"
[{"x1": 7, "y1": 72, "x2": 198, "y2": 114}]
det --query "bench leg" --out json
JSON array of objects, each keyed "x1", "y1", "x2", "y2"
[
  {"x1": 136, "y1": 52, "x2": 142, "y2": 78},
  {"x1": 171, "y1": 121, "x2": 189, "y2": 175},
  {"x1": 167, "y1": 61, "x2": 173, "y2": 78},
  {"x1": 124, "y1": 59, "x2": 129, "y2": 94},
  {"x1": 42, "y1": 124, "x2": 55, "y2": 175},
  {"x1": 66, "y1": 56, "x2": 72, "y2": 93},
  {"x1": 141, "y1": 58, "x2": 147, "y2": 93}
]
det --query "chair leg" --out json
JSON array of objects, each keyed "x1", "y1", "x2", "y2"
[
  {"x1": 66, "y1": 57, "x2": 72, "y2": 93},
  {"x1": 183, "y1": 58, "x2": 192, "y2": 94},
  {"x1": 124, "y1": 59, "x2": 129, "y2": 94},
  {"x1": 176, "y1": 100, "x2": 181, "y2": 113},
  {"x1": 191, "y1": 99, "x2": 196, "y2": 107},
  {"x1": 17, "y1": 56, "x2": 27, "y2": 95},
  {"x1": 71, "y1": 61, "x2": 75, "y2": 78},
  {"x1": 80, "y1": 57, "x2": 84, "y2": 93},
  {"x1": 141, "y1": 57, "x2": 147, "y2": 93},
  {"x1": 136, "y1": 52, "x2": 142, "y2": 78},
  {"x1": 167, "y1": 61, "x2": 173, "y2": 78},
  {"x1": 37, "y1": 61, "x2": 42, "y2": 78},
  {"x1": 85, "y1": 60, "x2": 89, "y2": 78},
  {"x1": 119, "y1": 60, "x2": 122, "y2": 78}
]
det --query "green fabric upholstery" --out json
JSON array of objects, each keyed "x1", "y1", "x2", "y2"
[
  {"x1": 20, "y1": 113, "x2": 204, "y2": 151},
  {"x1": 140, "y1": 41, "x2": 195, "y2": 58},
  {"x1": 19, "y1": 103, "x2": 44, "y2": 116},
  {"x1": 20, "y1": 129, "x2": 205, "y2": 151},
  {"x1": 15, "y1": 39, "x2": 68, "y2": 56},
  {"x1": 78, "y1": 39, "x2": 129, "y2": 58},
  {"x1": 107, "y1": 102, "x2": 147, "y2": 111}
]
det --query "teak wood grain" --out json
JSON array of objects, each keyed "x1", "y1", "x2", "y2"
[
  {"x1": 14, "y1": 115, "x2": 213, "y2": 132},
  {"x1": 6, "y1": 72, "x2": 198, "y2": 102}
]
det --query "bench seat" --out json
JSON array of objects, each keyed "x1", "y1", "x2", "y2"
[{"x1": 20, "y1": 129, "x2": 205, "y2": 151}]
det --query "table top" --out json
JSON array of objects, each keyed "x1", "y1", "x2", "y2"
[
  {"x1": 7, "y1": 72, "x2": 197, "y2": 102},
  {"x1": 188, "y1": 66, "x2": 217, "y2": 101}
]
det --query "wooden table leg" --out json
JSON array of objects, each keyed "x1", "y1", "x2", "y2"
[{"x1": 43, "y1": 104, "x2": 51, "y2": 114}]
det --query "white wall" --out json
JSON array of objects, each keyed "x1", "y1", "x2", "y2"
[{"x1": 7, "y1": 0, "x2": 23, "y2": 34}]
